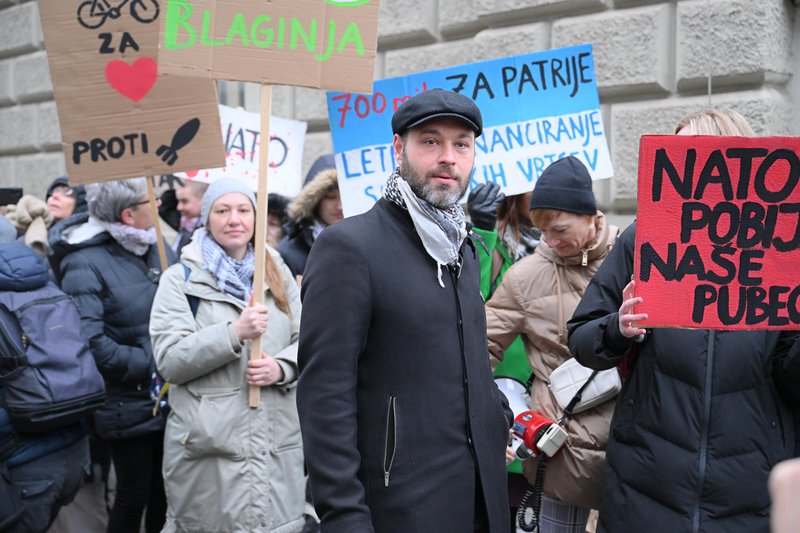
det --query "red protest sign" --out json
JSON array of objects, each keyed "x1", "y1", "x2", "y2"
[{"x1": 634, "y1": 135, "x2": 800, "y2": 330}]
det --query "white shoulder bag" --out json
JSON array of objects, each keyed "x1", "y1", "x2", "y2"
[{"x1": 548, "y1": 358, "x2": 621, "y2": 415}]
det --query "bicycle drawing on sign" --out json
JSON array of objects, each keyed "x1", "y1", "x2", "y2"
[{"x1": 77, "y1": 0, "x2": 159, "y2": 30}]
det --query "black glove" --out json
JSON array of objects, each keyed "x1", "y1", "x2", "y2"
[{"x1": 467, "y1": 182, "x2": 505, "y2": 231}]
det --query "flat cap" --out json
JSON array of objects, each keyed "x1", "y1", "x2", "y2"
[{"x1": 391, "y1": 89, "x2": 483, "y2": 137}]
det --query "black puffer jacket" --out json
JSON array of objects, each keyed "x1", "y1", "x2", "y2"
[
  {"x1": 567, "y1": 223, "x2": 800, "y2": 533},
  {"x1": 50, "y1": 213, "x2": 174, "y2": 440}
]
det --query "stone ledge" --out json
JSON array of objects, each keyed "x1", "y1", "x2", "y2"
[
  {"x1": 0, "y1": 156, "x2": 14, "y2": 187},
  {"x1": 613, "y1": 0, "x2": 666, "y2": 6},
  {"x1": 36, "y1": 100, "x2": 61, "y2": 149},
  {"x1": 385, "y1": 25, "x2": 550, "y2": 80},
  {"x1": 439, "y1": 0, "x2": 487, "y2": 40},
  {"x1": 477, "y1": 0, "x2": 612, "y2": 27},
  {"x1": 12, "y1": 50, "x2": 52, "y2": 103},
  {"x1": 0, "y1": 104, "x2": 37, "y2": 154},
  {"x1": 553, "y1": 4, "x2": 672, "y2": 98},
  {"x1": 609, "y1": 89, "x2": 793, "y2": 203},
  {"x1": 0, "y1": 59, "x2": 12, "y2": 105},
  {"x1": 378, "y1": 0, "x2": 438, "y2": 50},
  {"x1": 14, "y1": 150, "x2": 66, "y2": 197},
  {"x1": 0, "y1": 2, "x2": 43, "y2": 59},
  {"x1": 677, "y1": 0, "x2": 792, "y2": 90},
  {"x1": 472, "y1": 23, "x2": 551, "y2": 62},
  {"x1": 385, "y1": 39, "x2": 473, "y2": 78}
]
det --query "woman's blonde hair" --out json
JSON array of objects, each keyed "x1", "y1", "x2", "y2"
[
  {"x1": 674, "y1": 108, "x2": 755, "y2": 137},
  {"x1": 264, "y1": 251, "x2": 290, "y2": 317},
  {"x1": 496, "y1": 193, "x2": 530, "y2": 251}
]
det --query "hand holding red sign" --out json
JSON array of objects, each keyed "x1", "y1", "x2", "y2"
[
  {"x1": 635, "y1": 135, "x2": 800, "y2": 330},
  {"x1": 618, "y1": 280, "x2": 648, "y2": 338}
]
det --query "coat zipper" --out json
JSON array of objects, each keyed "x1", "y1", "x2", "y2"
[
  {"x1": 383, "y1": 395, "x2": 397, "y2": 487},
  {"x1": 16, "y1": 294, "x2": 69, "y2": 313},
  {"x1": 448, "y1": 262, "x2": 476, "y2": 460},
  {"x1": 692, "y1": 330, "x2": 715, "y2": 533}
]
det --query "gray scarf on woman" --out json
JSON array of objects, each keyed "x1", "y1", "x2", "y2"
[
  {"x1": 96, "y1": 217, "x2": 157, "y2": 256},
  {"x1": 198, "y1": 228, "x2": 255, "y2": 305},
  {"x1": 383, "y1": 168, "x2": 467, "y2": 287}
]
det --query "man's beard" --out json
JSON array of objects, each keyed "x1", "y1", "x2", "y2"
[{"x1": 400, "y1": 151, "x2": 470, "y2": 209}]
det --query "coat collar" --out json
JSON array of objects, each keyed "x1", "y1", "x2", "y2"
[{"x1": 536, "y1": 211, "x2": 614, "y2": 267}]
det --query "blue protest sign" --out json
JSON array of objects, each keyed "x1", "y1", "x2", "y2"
[{"x1": 327, "y1": 43, "x2": 613, "y2": 217}]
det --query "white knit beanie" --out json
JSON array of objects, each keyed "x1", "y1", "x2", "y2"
[{"x1": 200, "y1": 178, "x2": 257, "y2": 226}]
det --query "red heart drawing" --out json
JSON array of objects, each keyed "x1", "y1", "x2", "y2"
[{"x1": 105, "y1": 58, "x2": 158, "y2": 102}]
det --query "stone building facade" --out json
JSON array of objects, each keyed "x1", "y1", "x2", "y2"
[{"x1": 1, "y1": 0, "x2": 798, "y2": 225}]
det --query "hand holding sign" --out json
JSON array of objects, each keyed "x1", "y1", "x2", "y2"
[
  {"x1": 246, "y1": 355, "x2": 284, "y2": 387},
  {"x1": 235, "y1": 297, "x2": 269, "y2": 342},
  {"x1": 618, "y1": 280, "x2": 648, "y2": 338},
  {"x1": 635, "y1": 135, "x2": 800, "y2": 330}
]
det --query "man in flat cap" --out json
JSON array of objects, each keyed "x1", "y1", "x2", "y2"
[{"x1": 297, "y1": 89, "x2": 511, "y2": 532}]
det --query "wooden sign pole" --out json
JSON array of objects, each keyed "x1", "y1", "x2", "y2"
[
  {"x1": 146, "y1": 176, "x2": 168, "y2": 272},
  {"x1": 249, "y1": 85, "x2": 272, "y2": 408}
]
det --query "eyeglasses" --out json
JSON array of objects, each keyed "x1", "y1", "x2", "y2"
[
  {"x1": 50, "y1": 186, "x2": 75, "y2": 198},
  {"x1": 128, "y1": 199, "x2": 151, "y2": 209},
  {"x1": 128, "y1": 198, "x2": 161, "y2": 209}
]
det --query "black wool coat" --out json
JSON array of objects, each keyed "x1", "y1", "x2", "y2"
[
  {"x1": 297, "y1": 198, "x2": 511, "y2": 533},
  {"x1": 567, "y1": 222, "x2": 800, "y2": 533}
]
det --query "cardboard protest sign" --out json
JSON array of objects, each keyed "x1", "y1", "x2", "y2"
[
  {"x1": 327, "y1": 44, "x2": 613, "y2": 217},
  {"x1": 157, "y1": 0, "x2": 380, "y2": 93},
  {"x1": 175, "y1": 105, "x2": 307, "y2": 197},
  {"x1": 635, "y1": 135, "x2": 800, "y2": 330},
  {"x1": 38, "y1": 1, "x2": 225, "y2": 185}
]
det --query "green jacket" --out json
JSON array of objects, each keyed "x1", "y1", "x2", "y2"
[{"x1": 473, "y1": 226, "x2": 532, "y2": 475}]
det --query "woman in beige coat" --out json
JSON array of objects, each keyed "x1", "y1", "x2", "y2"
[
  {"x1": 150, "y1": 179, "x2": 304, "y2": 533},
  {"x1": 486, "y1": 156, "x2": 618, "y2": 533}
]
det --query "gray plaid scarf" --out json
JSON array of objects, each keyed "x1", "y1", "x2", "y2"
[
  {"x1": 383, "y1": 168, "x2": 467, "y2": 287},
  {"x1": 198, "y1": 228, "x2": 255, "y2": 305}
]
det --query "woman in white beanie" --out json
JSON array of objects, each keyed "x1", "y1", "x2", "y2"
[{"x1": 150, "y1": 178, "x2": 305, "y2": 532}]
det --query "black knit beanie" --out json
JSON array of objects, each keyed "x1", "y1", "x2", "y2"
[{"x1": 528, "y1": 156, "x2": 596, "y2": 215}]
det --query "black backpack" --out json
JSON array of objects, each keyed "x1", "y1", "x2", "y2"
[{"x1": 0, "y1": 283, "x2": 105, "y2": 433}]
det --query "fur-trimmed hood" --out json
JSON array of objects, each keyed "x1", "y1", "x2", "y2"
[{"x1": 287, "y1": 168, "x2": 339, "y2": 223}]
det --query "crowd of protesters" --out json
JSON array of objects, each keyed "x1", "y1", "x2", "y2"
[{"x1": 0, "y1": 96, "x2": 799, "y2": 533}]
